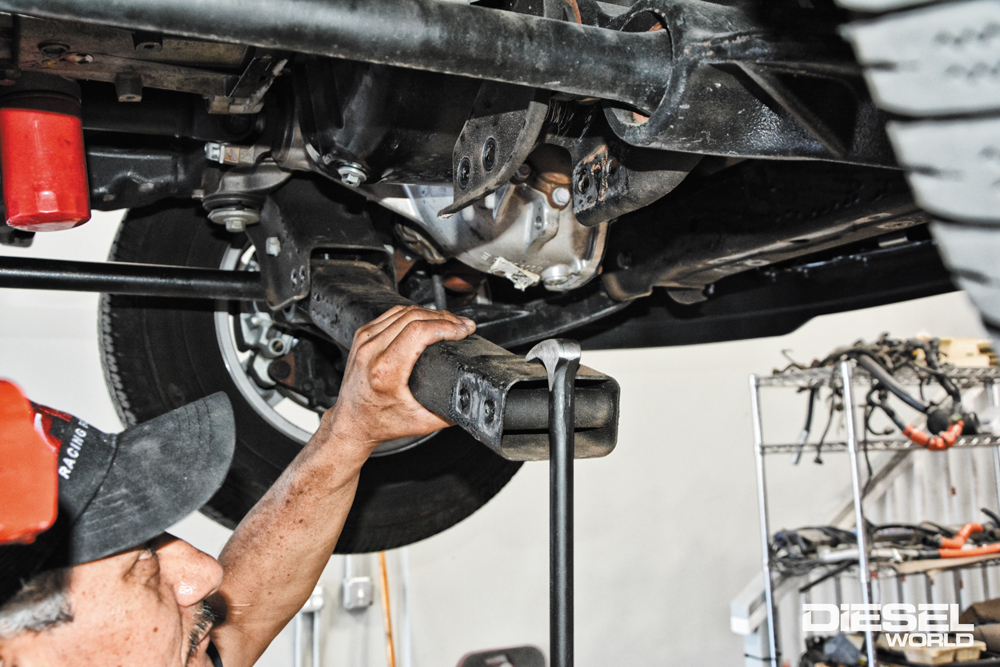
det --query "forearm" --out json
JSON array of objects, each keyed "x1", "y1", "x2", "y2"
[{"x1": 211, "y1": 411, "x2": 368, "y2": 666}]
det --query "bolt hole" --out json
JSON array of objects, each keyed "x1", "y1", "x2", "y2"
[
  {"x1": 459, "y1": 386, "x2": 471, "y2": 412},
  {"x1": 483, "y1": 399, "x2": 496, "y2": 425},
  {"x1": 38, "y1": 41, "x2": 70, "y2": 57},
  {"x1": 607, "y1": 158, "x2": 620, "y2": 180},
  {"x1": 458, "y1": 157, "x2": 472, "y2": 189},
  {"x1": 482, "y1": 137, "x2": 497, "y2": 172},
  {"x1": 576, "y1": 172, "x2": 591, "y2": 194}
]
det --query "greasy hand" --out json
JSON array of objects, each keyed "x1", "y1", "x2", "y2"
[{"x1": 323, "y1": 305, "x2": 476, "y2": 453}]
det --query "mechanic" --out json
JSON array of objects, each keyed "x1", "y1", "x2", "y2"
[{"x1": 0, "y1": 305, "x2": 476, "y2": 667}]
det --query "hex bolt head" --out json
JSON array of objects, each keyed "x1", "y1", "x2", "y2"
[
  {"x1": 337, "y1": 163, "x2": 367, "y2": 187},
  {"x1": 265, "y1": 236, "x2": 281, "y2": 256},
  {"x1": 552, "y1": 187, "x2": 571, "y2": 207}
]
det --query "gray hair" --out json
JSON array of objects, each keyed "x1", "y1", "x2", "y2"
[{"x1": 0, "y1": 569, "x2": 73, "y2": 639}]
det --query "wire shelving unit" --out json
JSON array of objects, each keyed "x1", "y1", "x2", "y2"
[{"x1": 749, "y1": 361, "x2": 1000, "y2": 667}]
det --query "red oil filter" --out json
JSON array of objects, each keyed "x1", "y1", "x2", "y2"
[{"x1": 0, "y1": 76, "x2": 90, "y2": 232}]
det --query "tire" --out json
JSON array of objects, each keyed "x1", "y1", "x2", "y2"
[
  {"x1": 98, "y1": 201, "x2": 522, "y2": 553},
  {"x1": 839, "y1": 0, "x2": 1000, "y2": 347}
]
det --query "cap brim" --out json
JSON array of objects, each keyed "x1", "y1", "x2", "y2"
[{"x1": 68, "y1": 393, "x2": 236, "y2": 565}]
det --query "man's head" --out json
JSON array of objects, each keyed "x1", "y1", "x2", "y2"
[
  {"x1": 0, "y1": 535, "x2": 224, "y2": 666},
  {"x1": 0, "y1": 384, "x2": 236, "y2": 666}
]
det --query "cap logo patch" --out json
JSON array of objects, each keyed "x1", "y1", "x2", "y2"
[{"x1": 58, "y1": 422, "x2": 90, "y2": 480}]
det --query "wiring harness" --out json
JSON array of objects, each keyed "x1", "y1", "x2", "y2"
[
  {"x1": 772, "y1": 510, "x2": 1000, "y2": 578},
  {"x1": 780, "y1": 335, "x2": 977, "y2": 462}
]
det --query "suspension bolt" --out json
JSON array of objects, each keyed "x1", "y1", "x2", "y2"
[
  {"x1": 337, "y1": 162, "x2": 367, "y2": 187},
  {"x1": 207, "y1": 205, "x2": 260, "y2": 233},
  {"x1": 552, "y1": 187, "x2": 571, "y2": 207}
]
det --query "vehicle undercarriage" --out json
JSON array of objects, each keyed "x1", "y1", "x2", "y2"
[{"x1": 0, "y1": 0, "x2": 970, "y2": 550}]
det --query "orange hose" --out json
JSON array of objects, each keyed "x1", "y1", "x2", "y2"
[
  {"x1": 939, "y1": 542, "x2": 1000, "y2": 558},
  {"x1": 378, "y1": 552, "x2": 397, "y2": 667},
  {"x1": 940, "y1": 522, "x2": 983, "y2": 549},
  {"x1": 903, "y1": 424, "x2": 930, "y2": 447},
  {"x1": 942, "y1": 421, "x2": 964, "y2": 446},
  {"x1": 902, "y1": 420, "x2": 964, "y2": 450}
]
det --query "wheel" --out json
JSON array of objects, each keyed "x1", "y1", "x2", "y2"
[
  {"x1": 99, "y1": 201, "x2": 522, "y2": 553},
  {"x1": 839, "y1": 0, "x2": 1000, "y2": 349}
]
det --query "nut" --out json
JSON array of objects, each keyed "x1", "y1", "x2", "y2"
[
  {"x1": 207, "y1": 206, "x2": 260, "y2": 233},
  {"x1": 224, "y1": 218, "x2": 245, "y2": 233},
  {"x1": 337, "y1": 162, "x2": 367, "y2": 187}
]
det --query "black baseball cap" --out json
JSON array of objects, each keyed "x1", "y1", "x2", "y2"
[{"x1": 0, "y1": 386, "x2": 236, "y2": 607}]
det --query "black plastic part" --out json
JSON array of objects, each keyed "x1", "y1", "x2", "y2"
[
  {"x1": 926, "y1": 409, "x2": 951, "y2": 435},
  {"x1": 0, "y1": 226, "x2": 33, "y2": 248},
  {"x1": 457, "y1": 647, "x2": 546, "y2": 667}
]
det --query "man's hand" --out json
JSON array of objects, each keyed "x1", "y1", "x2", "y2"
[
  {"x1": 324, "y1": 304, "x2": 476, "y2": 453},
  {"x1": 212, "y1": 305, "x2": 475, "y2": 667}
]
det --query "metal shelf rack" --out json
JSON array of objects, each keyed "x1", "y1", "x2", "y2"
[{"x1": 749, "y1": 361, "x2": 1000, "y2": 667}]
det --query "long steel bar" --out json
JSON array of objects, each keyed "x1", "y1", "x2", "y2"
[
  {"x1": 0, "y1": 255, "x2": 264, "y2": 300},
  {"x1": 0, "y1": 0, "x2": 671, "y2": 112},
  {"x1": 840, "y1": 361, "x2": 878, "y2": 667},
  {"x1": 550, "y1": 349, "x2": 580, "y2": 667},
  {"x1": 749, "y1": 374, "x2": 779, "y2": 667}
]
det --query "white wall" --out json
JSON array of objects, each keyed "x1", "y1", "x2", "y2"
[{"x1": 0, "y1": 215, "x2": 989, "y2": 666}]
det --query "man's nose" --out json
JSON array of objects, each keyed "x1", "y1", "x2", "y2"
[{"x1": 157, "y1": 535, "x2": 225, "y2": 607}]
